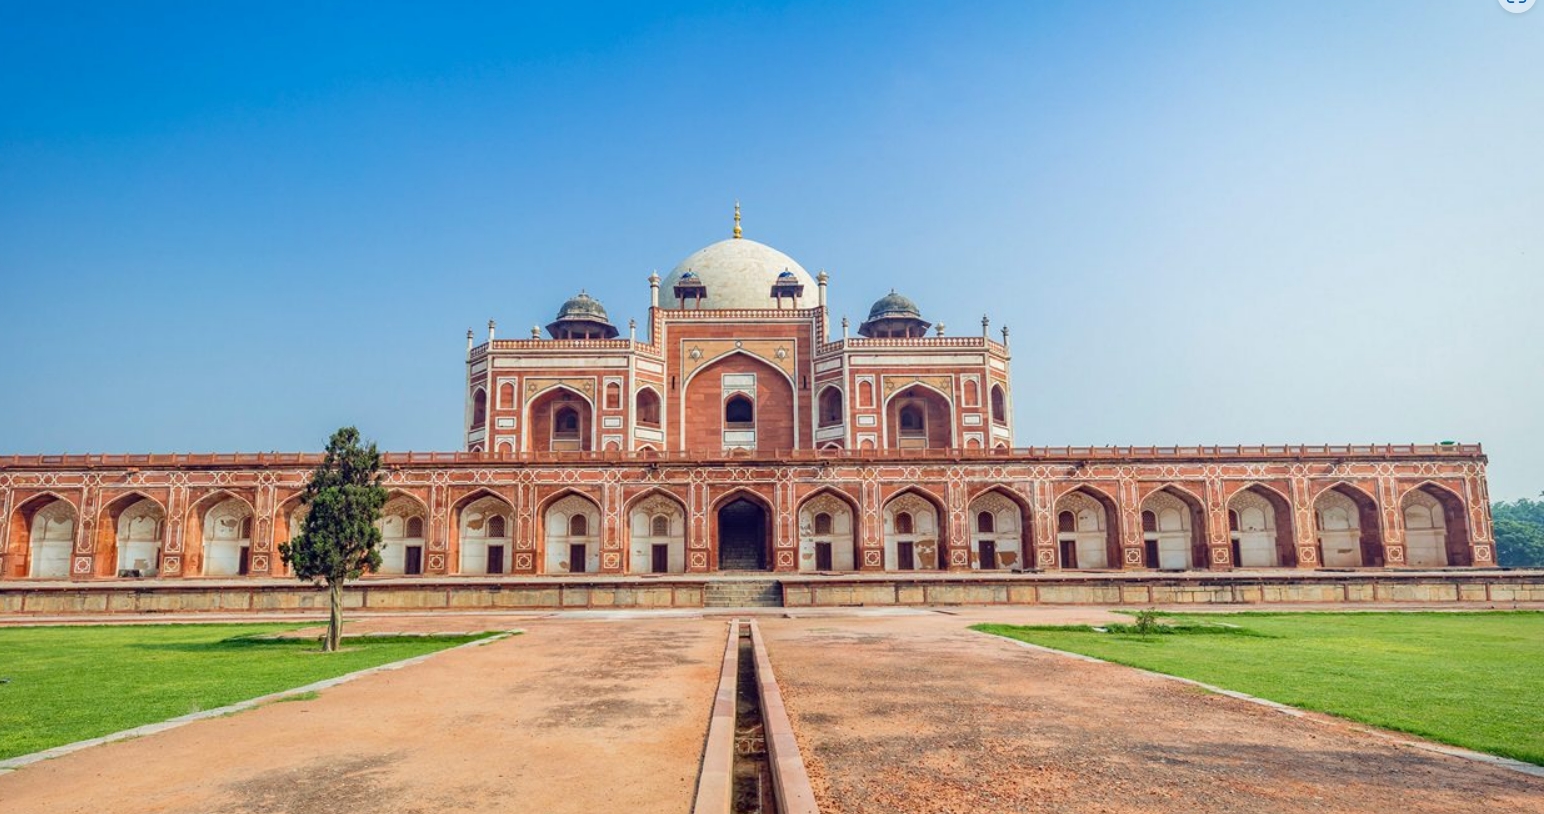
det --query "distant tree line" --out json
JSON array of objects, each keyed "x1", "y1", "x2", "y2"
[{"x1": 1493, "y1": 494, "x2": 1544, "y2": 568}]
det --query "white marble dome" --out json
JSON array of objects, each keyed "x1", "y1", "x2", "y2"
[{"x1": 660, "y1": 237, "x2": 818, "y2": 310}]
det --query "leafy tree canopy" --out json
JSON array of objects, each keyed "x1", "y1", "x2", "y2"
[
  {"x1": 1493, "y1": 494, "x2": 1544, "y2": 568},
  {"x1": 279, "y1": 427, "x2": 389, "y2": 651},
  {"x1": 282, "y1": 427, "x2": 389, "y2": 583}
]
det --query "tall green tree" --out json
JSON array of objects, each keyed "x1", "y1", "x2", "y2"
[
  {"x1": 280, "y1": 427, "x2": 389, "y2": 651},
  {"x1": 1493, "y1": 494, "x2": 1544, "y2": 568}
]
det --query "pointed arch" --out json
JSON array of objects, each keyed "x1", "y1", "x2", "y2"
[
  {"x1": 1054, "y1": 485, "x2": 1121, "y2": 570},
  {"x1": 1313, "y1": 482, "x2": 1384, "y2": 567},
  {"x1": 1310, "y1": 479, "x2": 1378, "y2": 506},
  {"x1": 526, "y1": 384, "x2": 595, "y2": 453},
  {"x1": 187, "y1": 490, "x2": 256, "y2": 577},
  {"x1": 682, "y1": 351, "x2": 796, "y2": 453},
  {"x1": 1227, "y1": 483, "x2": 1296, "y2": 568},
  {"x1": 625, "y1": 488, "x2": 688, "y2": 574},
  {"x1": 711, "y1": 487, "x2": 775, "y2": 571},
  {"x1": 97, "y1": 492, "x2": 166, "y2": 578},
  {"x1": 10, "y1": 492, "x2": 78, "y2": 579},
  {"x1": 634, "y1": 386, "x2": 662, "y2": 428},
  {"x1": 680, "y1": 348, "x2": 798, "y2": 393},
  {"x1": 1401, "y1": 481, "x2": 1470, "y2": 567},
  {"x1": 817, "y1": 385, "x2": 844, "y2": 428},
  {"x1": 539, "y1": 488, "x2": 602, "y2": 574},
  {"x1": 885, "y1": 384, "x2": 953, "y2": 450},
  {"x1": 797, "y1": 487, "x2": 861, "y2": 572},
  {"x1": 882, "y1": 487, "x2": 946, "y2": 571},
  {"x1": 271, "y1": 492, "x2": 310, "y2": 578},
  {"x1": 1140, "y1": 485, "x2": 1207, "y2": 570},
  {"x1": 968, "y1": 486, "x2": 1030, "y2": 570},
  {"x1": 471, "y1": 386, "x2": 488, "y2": 429},
  {"x1": 453, "y1": 489, "x2": 514, "y2": 575}
]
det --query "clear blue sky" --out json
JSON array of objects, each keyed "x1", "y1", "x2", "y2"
[{"x1": 1, "y1": 2, "x2": 1540, "y2": 499}]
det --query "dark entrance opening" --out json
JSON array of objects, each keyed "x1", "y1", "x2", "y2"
[
  {"x1": 979, "y1": 540, "x2": 997, "y2": 570},
  {"x1": 570, "y1": 543, "x2": 587, "y2": 573},
  {"x1": 652, "y1": 543, "x2": 669, "y2": 573},
  {"x1": 237, "y1": 547, "x2": 251, "y2": 576},
  {"x1": 487, "y1": 545, "x2": 504, "y2": 575},
  {"x1": 405, "y1": 546, "x2": 423, "y2": 575},
  {"x1": 815, "y1": 541, "x2": 833, "y2": 571},
  {"x1": 1144, "y1": 539, "x2": 1160, "y2": 568},
  {"x1": 718, "y1": 498, "x2": 768, "y2": 570},
  {"x1": 1060, "y1": 540, "x2": 1077, "y2": 569},
  {"x1": 897, "y1": 541, "x2": 915, "y2": 570}
]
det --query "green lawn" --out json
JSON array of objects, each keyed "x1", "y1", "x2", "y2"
[
  {"x1": 0, "y1": 624, "x2": 488, "y2": 760},
  {"x1": 976, "y1": 612, "x2": 1544, "y2": 766}
]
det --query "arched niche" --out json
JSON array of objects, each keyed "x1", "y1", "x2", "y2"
[
  {"x1": 1227, "y1": 485, "x2": 1296, "y2": 568},
  {"x1": 1314, "y1": 484, "x2": 1384, "y2": 567},
  {"x1": 15, "y1": 495, "x2": 76, "y2": 579},
  {"x1": 544, "y1": 493, "x2": 601, "y2": 574},
  {"x1": 885, "y1": 385, "x2": 952, "y2": 450},
  {"x1": 798, "y1": 490, "x2": 858, "y2": 571},
  {"x1": 627, "y1": 492, "x2": 686, "y2": 573},
  {"x1": 1054, "y1": 487, "x2": 1121, "y2": 569},
  {"x1": 817, "y1": 386, "x2": 844, "y2": 428},
  {"x1": 457, "y1": 494, "x2": 513, "y2": 575},
  {"x1": 200, "y1": 496, "x2": 254, "y2": 576},
  {"x1": 108, "y1": 495, "x2": 165, "y2": 577},
  {"x1": 1140, "y1": 487, "x2": 1206, "y2": 570},
  {"x1": 528, "y1": 386, "x2": 593, "y2": 453},
  {"x1": 376, "y1": 493, "x2": 428, "y2": 575},
  {"x1": 968, "y1": 489, "x2": 1026, "y2": 570},
  {"x1": 883, "y1": 490, "x2": 943, "y2": 570},
  {"x1": 1402, "y1": 484, "x2": 1471, "y2": 567}
]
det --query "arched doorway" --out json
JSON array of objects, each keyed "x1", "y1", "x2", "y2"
[{"x1": 717, "y1": 497, "x2": 768, "y2": 571}]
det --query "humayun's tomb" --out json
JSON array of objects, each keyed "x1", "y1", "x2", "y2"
[{"x1": 1, "y1": 210, "x2": 1516, "y2": 611}]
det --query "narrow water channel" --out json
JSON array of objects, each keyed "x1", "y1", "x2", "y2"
[{"x1": 732, "y1": 629, "x2": 772, "y2": 814}]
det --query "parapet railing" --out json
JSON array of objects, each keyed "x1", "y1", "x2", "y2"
[
  {"x1": 816, "y1": 336, "x2": 1008, "y2": 355},
  {"x1": 0, "y1": 443, "x2": 1485, "y2": 470},
  {"x1": 467, "y1": 338, "x2": 662, "y2": 361}
]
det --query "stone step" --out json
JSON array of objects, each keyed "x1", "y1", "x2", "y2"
[{"x1": 703, "y1": 579, "x2": 783, "y2": 608}]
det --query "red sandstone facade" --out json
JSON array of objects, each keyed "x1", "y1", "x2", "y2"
[{"x1": 0, "y1": 220, "x2": 1496, "y2": 581}]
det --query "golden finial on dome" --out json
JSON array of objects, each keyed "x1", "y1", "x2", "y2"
[{"x1": 733, "y1": 200, "x2": 742, "y2": 239}]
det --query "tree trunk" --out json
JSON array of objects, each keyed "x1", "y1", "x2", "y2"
[{"x1": 326, "y1": 580, "x2": 343, "y2": 652}]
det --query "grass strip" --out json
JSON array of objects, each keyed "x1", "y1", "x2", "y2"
[
  {"x1": 976, "y1": 611, "x2": 1544, "y2": 766},
  {"x1": 0, "y1": 623, "x2": 489, "y2": 759}
]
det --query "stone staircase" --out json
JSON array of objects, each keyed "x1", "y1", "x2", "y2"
[{"x1": 704, "y1": 579, "x2": 784, "y2": 608}]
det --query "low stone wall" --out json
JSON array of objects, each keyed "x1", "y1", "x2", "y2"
[
  {"x1": 779, "y1": 570, "x2": 1544, "y2": 607},
  {"x1": 0, "y1": 578, "x2": 705, "y2": 615},
  {"x1": 3, "y1": 570, "x2": 1543, "y2": 615}
]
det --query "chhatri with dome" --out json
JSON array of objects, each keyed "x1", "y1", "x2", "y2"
[{"x1": 0, "y1": 207, "x2": 1494, "y2": 586}]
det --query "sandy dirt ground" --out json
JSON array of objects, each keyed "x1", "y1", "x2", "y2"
[
  {"x1": 5, "y1": 606, "x2": 1542, "y2": 813},
  {"x1": 758, "y1": 608, "x2": 1544, "y2": 814},
  {"x1": 0, "y1": 617, "x2": 726, "y2": 814}
]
